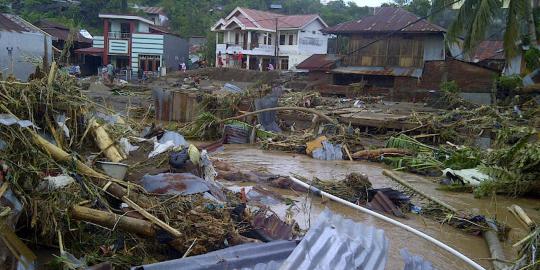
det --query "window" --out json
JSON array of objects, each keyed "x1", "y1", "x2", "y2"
[
  {"x1": 288, "y1": 35, "x2": 294, "y2": 45},
  {"x1": 280, "y1": 58, "x2": 289, "y2": 70},
  {"x1": 280, "y1": 34, "x2": 286, "y2": 45},
  {"x1": 263, "y1": 33, "x2": 273, "y2": 45}
]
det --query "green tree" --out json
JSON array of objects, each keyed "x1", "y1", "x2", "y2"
[{"x1": 433, "y1": 0, "x2": 538, "y2": 60}]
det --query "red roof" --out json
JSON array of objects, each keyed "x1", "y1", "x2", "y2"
[
  {"x1": 324, "y1": 7, "x2": 445, "y2": 34},
  {"x1": 471, "y1": 40, "x2": 504, "y2": 61},
  {"x1": 75, "y1": 47, "x2": 103, "y2": 56},
  {"x1": 241, "y1": 8, "x2": 320, "y2": 29},
  {"x1": 218, "y1": 7, "x2": 325, "y2": 31},
  {"x1": 296, "y1": 54, "x2": 338, "y2": 71}
]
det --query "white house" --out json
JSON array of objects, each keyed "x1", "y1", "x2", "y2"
[{"x1": 211, "y1": 7, "x2": 329, "y2": 71}]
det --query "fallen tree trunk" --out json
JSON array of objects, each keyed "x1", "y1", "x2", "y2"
[
  {"x1": 352, "y1": 148, "x2": 412, "y2": 160},
  {"x1": 71, "y1": 205, "x2": 156, "y2": 237},
  {"x1": 30, "y1": 131, "x2": 148, "y2": 207},
  {"x1": 483, "y1": 220, "x2": 508, "y2": 270},
  {"x1": 89, "y1": 119, "x2": 126, "y2": 162},
  {"x1": 218, "y1": 106, "x2": 338, "y2": 125}
]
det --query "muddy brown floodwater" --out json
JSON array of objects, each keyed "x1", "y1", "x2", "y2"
[{"x1": 214, "y1": 144, "x2": 540, "y2": 270}]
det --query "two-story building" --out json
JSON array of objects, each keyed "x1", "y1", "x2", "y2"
[
  {"x1": 211, "y1": 7, "x2": 329, "y2": 71},
  {"x1": 76, "y1": 13, "x2": 188, "y2": 78},
  {"x1": 323, "y1": 7, "x2": 446, "y2": 90}
]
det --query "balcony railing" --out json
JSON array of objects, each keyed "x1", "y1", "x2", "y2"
[
  {"x1": 222, "y1": 42, "x2": 275, "y2": 50},
  {"x1": 108, "y1": 32, "x2": 131, "y2": 39}
]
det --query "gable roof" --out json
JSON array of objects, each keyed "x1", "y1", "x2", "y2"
[
  {"x1": 36, "y1": 20, "x2": 92, "y2": 43},
  {"x1": 0, "y1": 13, "x2": 43, "y2": 33},
  {"x1": 324, "y1": 7, "x2": 445, "y2": 34},
  {"x1": 213, "y1": 7, "x2": 327, "y2": 32}
]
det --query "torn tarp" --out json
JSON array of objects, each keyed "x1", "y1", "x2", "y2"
[
  {"x1": 255, "y1": 95, "x2": 282, "y2": 133},
  {"x1": 139, "y1": 173, "x2": 210, "y2": 195},
  {"x1": 0, "y1": 114, "x2": 39, "y2": 129}
]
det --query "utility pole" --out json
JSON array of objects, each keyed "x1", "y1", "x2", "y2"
[
  {"x1": 274, "y1": 17, "x2": 278, "y2": 70},
  {"x1": 6, "y1": 47, "x2": 13, "y2": 75}
]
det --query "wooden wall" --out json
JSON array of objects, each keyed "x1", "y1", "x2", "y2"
[{"x1": 343, "y1": 34, "x2": 425, "y2": 68}]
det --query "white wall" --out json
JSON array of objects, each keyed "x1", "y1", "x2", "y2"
[
  {"x1": 297, "y1": 20, "x2": 328, "y2": 56},
  {"x1": 138, "y1": 22, "x2": 150, "y2": 33},
  {"x1": 110, "y1": 21, "x2": 121, "y2": 32},
  {"x1": 0, "y1": 31, "x2": 52, "y2": 81}
]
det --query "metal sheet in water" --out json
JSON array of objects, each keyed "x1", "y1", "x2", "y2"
[
  {"x1": 131, "y1": 240, "x2": 297, "y2": 270},
  {"x1": 280, "y1": 209, "x2": 389, "y2": 270},
  {"x1": 139, "y1": 173, "x2": 209, "y2": 195}
]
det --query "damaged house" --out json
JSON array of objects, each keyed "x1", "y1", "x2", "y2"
[
  {"x1": 211, "y1": 7, "x2": 329, "y2": 71},
  {"x1": 302, "y1": 7, "x2": 499, "y2": 103},
  {"x1": 0, "y1": 13, "x2": 53, "y2": 81}
]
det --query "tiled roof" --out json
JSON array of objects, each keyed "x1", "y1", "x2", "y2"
[
  {"x1": 214, "y1": 7, "x2": 325, "y2": 31},
  {"x1": 324, "y1": 7, "x2": 446, "y2": 34},
  {"x1": 471, "y1": 40, "x2": 504, "y2": 61},
  {"x1": 241, "y1": 8, "x2": 320, "y2": 29},
  {"x1": 0, "y1": 13, "x2": 42, "y2": 33}
]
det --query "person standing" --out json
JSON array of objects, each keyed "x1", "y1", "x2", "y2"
[
  {"x1": 217, "y1": 52, "x2": 223, "y2": 68},
  {"x1": 107, "y1": 63, "x2": 114, "y2": 83},
  {"x1": 237, "y1": 51, "x2": 243, "y2": 68},
  {"x1": 181, "y1": 62, "x2": 186, "y2": 72}
]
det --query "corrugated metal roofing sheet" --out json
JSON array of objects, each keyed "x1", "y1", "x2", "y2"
[
  {"x1": 280, "y1": 209, "x2": 389, "y2": 270},
  {"x1": 141, "y1": 6, "x2": 165, "y2": 15},
  {"x1": 332, "y1": 66, "x2": 423, "y2": 78},
  {"x1": 296, "y1": 54, "x2": 338, "y2": 71},
  {"x1": 471, "y1": 40, "x2": 504, "y2": 61},
  {"x1": 324, "y1": 7, "x2": 446, "y2": 34},
  {"x1": 0, "y1": 13, "x2": 41, "y2": 33},
  {"x1": 131, "y1": 240, "x2": 298, "y2": 270},
  {"x1": 241, "y1": 8, "x2": 320, "y2": 29}
]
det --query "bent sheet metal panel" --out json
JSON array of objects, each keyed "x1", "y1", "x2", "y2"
[
  {"x1": 279, "y1": 209, "x2": 389, "y2": 270},
  {"x1": 131, "y1": 240, "x2": 298, "y2": 270}
]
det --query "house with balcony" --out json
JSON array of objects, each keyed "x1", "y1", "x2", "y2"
[
  {"x1": 76, "y1": 13, "x2": 188, "y2": 78},
  {"x1": 211, "y1": 7, "x2": 329, "y2": 71}
]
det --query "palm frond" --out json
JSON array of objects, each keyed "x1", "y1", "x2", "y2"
[
  {"x1": 447, "y1": 0, "x2": 476, "y2": 45},
  {"x1": 464, "y1": 0, "x2": 499, "y2": 52},
  {"x1": 504, "y1": 0, "x2": 527, "y2": 59}
]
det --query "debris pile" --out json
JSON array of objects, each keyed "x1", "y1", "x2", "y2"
[{"x1": 0, "y1": 67, "x2": 272, "y2": 269}]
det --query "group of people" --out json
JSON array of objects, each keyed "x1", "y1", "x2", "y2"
[
  {"x1": 217, "y1": 51, "x2": 244, "y2": 68},
  {"x1": 217, "y1": 51, "x2": 275, "y2": 71}
]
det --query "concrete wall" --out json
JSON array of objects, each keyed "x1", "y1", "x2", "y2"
[
  {"x1": 137, "y1": 22, "x2": 150, "y2": 33},
  {"x1": 163, "y1": 34, "x2": 189, "y2": 71},
  {"x1": 0, "y1": 30, "x2": 52, "y2": 81}
]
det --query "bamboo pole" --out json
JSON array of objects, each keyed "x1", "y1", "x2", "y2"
[
  {"x1": 89, "y1": 119, "x2": 126, "y2": 162},
  {"x1": 352, "y1": 148, "x2": 412, "y2": 160},
  {"x1": 508, "y1": 204, "x2": 535, "y2": 229},
  {"x1": 218, "y1": 106, "x2": 338, "y2": 125},
  {"x1": 30, "y1": 131, "x2": 148, "y2": 207},
  {"x1": 122, "y1": 196, "x2": 182, "y2": 238},
  {"x1": 70, "y1": 206, "x2": 155, "y2": 237}
]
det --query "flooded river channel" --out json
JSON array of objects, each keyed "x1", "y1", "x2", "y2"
[{"x1": 214, "y1": 145, "x2": 540, "y2": 270}]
